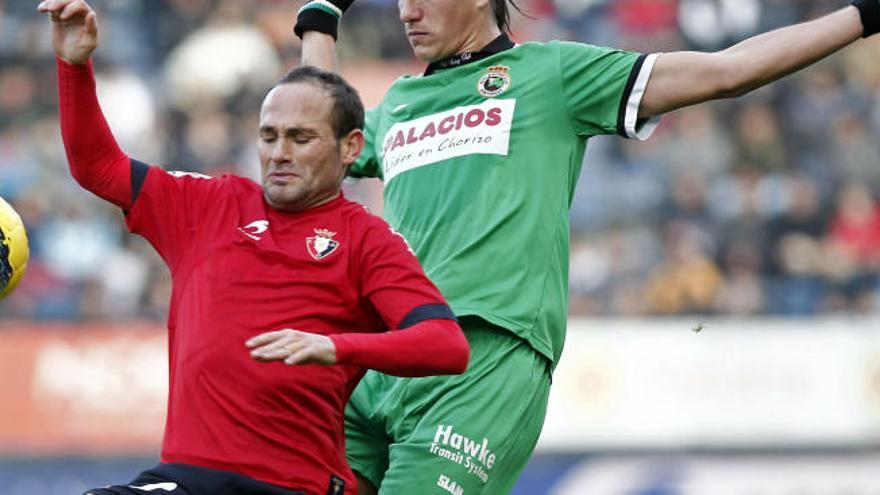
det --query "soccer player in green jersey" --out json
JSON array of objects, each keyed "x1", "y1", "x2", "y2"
[{"x1": 294, "y1": 0, "x2": 880, "y2": 493}]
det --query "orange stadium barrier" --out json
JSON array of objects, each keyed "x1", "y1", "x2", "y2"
[{"x1": 0, "y1": 323, "x2": 167, "y2": 456}]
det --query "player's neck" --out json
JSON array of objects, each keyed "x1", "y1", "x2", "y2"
[
  {"x1": 455, "y1": 26, "x2": 503, "y2": 56},
  {"x1": 425, "y1": 31, "x2": 513, "y2": 76},
  {"x1": 266, "y1": 191, "x2": 342, "y2": 213}
]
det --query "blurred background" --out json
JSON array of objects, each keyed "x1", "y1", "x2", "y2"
[{"x1": 2, "y1": 0, "x2": 880, "y2": 493}]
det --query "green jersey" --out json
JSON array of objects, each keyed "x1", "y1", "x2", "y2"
[{"x1": 351, "y1": 40, "x2": 659, "y2": 366}]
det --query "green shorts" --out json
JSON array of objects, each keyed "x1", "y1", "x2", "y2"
[{"x1": 344, "y1": 317, "x2": 551, "y2": 494}]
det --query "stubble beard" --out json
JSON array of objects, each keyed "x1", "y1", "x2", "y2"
[{"x1": 264, "y1": 182, "x2": 309, "y2": 212}]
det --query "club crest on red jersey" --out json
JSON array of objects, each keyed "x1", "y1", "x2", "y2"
[
  {"x1": 306, "y1": 229, "x2": 340, "y2": 260},
  {"x1": 477, "y1": 65, "x2": 511, "y2": 97}
]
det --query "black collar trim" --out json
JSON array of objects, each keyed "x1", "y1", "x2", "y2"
[{"x1": 424, "y1": 34, "x2": 515, "y2": 76}]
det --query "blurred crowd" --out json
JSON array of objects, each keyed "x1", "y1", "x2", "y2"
[{"x1": 0, "y1": 0, "x2": 878, "y2": 321}]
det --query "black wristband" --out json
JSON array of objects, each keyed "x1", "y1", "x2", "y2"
[
  {"x1": 853, "y1": 0, "x2": 880, "y2": 38},
  {"x1": 294, "y1": 8, "x2": 339, "y2": 40}
]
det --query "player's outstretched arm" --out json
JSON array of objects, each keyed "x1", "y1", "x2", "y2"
[
  {"x1": 295, "y1": 0, "x2": 356, "y2": 71},
  {"x1": 302, "y1": 31, "x2": 339, "y2": 72},
  {"x1": 640, "y1": 4, "x2": 868, "y2": 118},
  {"x1": 331, "y1": 319, "x2": 469, "y2": 376},
  {"x1": 247, "y1": 320, "x2": 470, "y2": 377},
  {"x1": 40, "y1": 0, "x2": 135, "y2": 210}
]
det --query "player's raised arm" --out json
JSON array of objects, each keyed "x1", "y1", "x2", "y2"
[
  {"x1": 40, "y1": 0, "x2": 137, "y2": 210},
  {"x1": 639, "y1": 3, "x2": 871, "y2": 118},
  {"x1": 294, "y1": 0, "x2": 355, "y2": 71},
  {"x1": 301, "y1": 31, "x2": 339, "y2": 72}
]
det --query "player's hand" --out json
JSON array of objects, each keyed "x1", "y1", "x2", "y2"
[
  {"x1": 247, "y1": 329, "x2": 338, "y2": 366},
  {"x1": 37, "y1": 0, "x2": 98, "y2": 65},
  {"x1": 293, "y1": 0, "x2": 356, "y2": 40}
]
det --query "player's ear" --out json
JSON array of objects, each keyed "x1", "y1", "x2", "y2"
[{"x1": 339, "y1": 129, "x2": 365, "y2": 167}]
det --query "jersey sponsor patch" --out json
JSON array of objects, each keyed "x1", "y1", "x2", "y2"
[
  {"x1": 381, "y1": 99, "x2": 516, "y2": 182},
  {"x1": 306, "y1": 228, "x2": 340, "y2": 260},
  {"x1": 477, "y1": 65, "x2": 511, "y2": 98},
  {"x1": 429, "y1": 424, "x2": 496, "y2": 485}
]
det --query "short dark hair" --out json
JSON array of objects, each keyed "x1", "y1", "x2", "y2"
[
  {"x1": 276, "y1": 66, "x2": 364, "y2": 139},
  {"x1": 492, "y1": 0, "x2": 527, "y2": 33}
]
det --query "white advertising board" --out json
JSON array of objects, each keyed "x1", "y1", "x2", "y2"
[{"x1": 539, "y1": 317, "x2": 880, "y2": 450}]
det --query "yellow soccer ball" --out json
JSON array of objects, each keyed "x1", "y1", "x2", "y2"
[{"x1": 0, "y1": 197, "x2": 29, "y2": 299}]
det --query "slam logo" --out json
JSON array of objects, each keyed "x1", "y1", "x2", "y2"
[
  {"x1": 477, "y1": 65, "x2": 511, "y2": 97},
  {"x1": 306, "y1": 229, "x2": 340, "y2": 260}
]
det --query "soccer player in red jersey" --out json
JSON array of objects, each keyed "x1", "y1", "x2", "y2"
[{"x1": 39, "y1": 1, "x2": 470, "y2": 494}]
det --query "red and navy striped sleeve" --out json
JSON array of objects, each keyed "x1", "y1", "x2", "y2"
[
  {"x1": 57, "y1": 57, "x2": 222, "y2": 271},
  {"x1": 57, "y1": 57, "x2": 143, "y2": 209}
]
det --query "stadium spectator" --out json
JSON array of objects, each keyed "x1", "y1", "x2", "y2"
[
  {"x1": 823, "y1": 182, "x2": 880, "y2": 311},
  {"x1": 644, "y1": 220, "x2": 724, "y2": 315}
]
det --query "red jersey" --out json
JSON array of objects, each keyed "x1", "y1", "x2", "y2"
[
  {"x1": 56, "y1": 58, "x2": 468, "y2": 495},
  {"x1": 127, "y1": 170, "x2": 447, "y2": 492}
]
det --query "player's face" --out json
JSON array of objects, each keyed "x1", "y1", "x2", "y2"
[
  {"x1": 399, "y1": 0, "x2": 496, "y2": 62},
  {"x1": 258, "y1": 82, "x2": 362, "y2": 212}
]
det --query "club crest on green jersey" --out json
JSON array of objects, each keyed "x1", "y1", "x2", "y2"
[
  {"x1": 477, "y1": 66, "x2": 511, "y2": 98},
  {"x1": 306, "y1": 228, "x2": 340, "y2": 260}
]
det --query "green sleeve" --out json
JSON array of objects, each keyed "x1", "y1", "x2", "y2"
[
  {"x1": 349, "y1": 107, "x2": 382, "y2": 179},
  {"x1": 553, "y1": 41, "x2": 647, "y2": 138}
]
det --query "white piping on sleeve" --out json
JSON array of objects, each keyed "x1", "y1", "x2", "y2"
[{"x1": 624, "y1": 53, "x2": 662, "y2": 140}]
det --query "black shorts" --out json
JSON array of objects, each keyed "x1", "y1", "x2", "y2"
[{"x1": 83, "y1": 463, "x2": 308, "y2": 495}]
